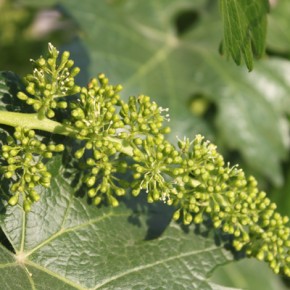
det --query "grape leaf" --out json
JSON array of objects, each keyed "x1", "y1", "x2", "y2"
[
  {"x1": 56, "y1": 0, "x2": 290, "y2": 186},
  {"x1": 0, "y1": 154, "x2": 238, "y2": 290},
  {"x1": 219, "y1": 0, "x2": 269, "y2": 70}
]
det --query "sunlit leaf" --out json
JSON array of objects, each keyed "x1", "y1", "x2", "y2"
[{"x1": 0, "y1": 155, "x2": 238, "y2": 289}]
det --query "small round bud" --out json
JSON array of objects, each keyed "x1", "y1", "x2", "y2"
[
  {"x1": 30, "y1": 191, "x2": 40, "y2": 202},
  {"x1": 93, "y1": 196, "x2": 102, "y2": 206},
  {"x1": 8, "y1": 195, "x2": 19, "y2": 206},
  {"x1": 23, "y1": 200, "x2": 32, "y2": 212},
  {"x1": 17, "y1": 92, "x2": 28, "y2": 101},
  {"x1": 75, "y1": 148, "x2": 85, "y2": 159},
  {"x1": 183, "y1": 213, "x2": 193, "y2": 225},
  {"x1": 86, "y1": 176, "x2": 96, "y2": 187},
  {"x1": 109, "y1": 196, "x2": 119, "y2": 207},
  {"x1": 88, "y1": 189, "x2": 97, "y2": 198}
]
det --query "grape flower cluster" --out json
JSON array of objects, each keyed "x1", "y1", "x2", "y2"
[
  {"x1": 0, "y1": 44, "x2": 289, "y2": 277},
  {"x1": 0, "y1": 127, "x2": 64, "y2": 211},
  {"x1": 17, "y1": 43, "x2": 81, "y2": 119}
]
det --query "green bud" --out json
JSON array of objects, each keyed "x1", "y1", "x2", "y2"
[
  {"x1": 8, "y1": 194, "x2": 19, "y2": 206},
  {"x1": 26, "y1": 84, "x2": 35, "y2": 95},
  {"x1": 183, "y1": 212, "x2": 193, "y2": 225},
  {"x1": 133, "y1": 173, "x2": 141, "y2": 179},
  {"x1": 147, "y1": 195, "x2": 154, "y2": 203},
  {"x1": 17, "y1": 92, "x2": 28, "y2": 101},
  {"x1": 100, "y1": 184, "x2": 108, "y2": 193},
  {"x1": 109, "y1": 196, "x2": 119, "y2": 207},
  {"x1": 75, "y1": 147, "x2": 85, "y2": 159},
  {"x1": 29, "y1": 190, "x2": 40, "y2": 202},
  {"x1": 152, "y1": 189, "x2": 160, "y2": 201},
  {"x1": 66, "y1": 59, "x2": 74, "y2": 68},
  {"x1": 47, "y1": 109, "x2": 55, "y2": 119},
  {"x1": 71, "y1": 67, "x2": 81, "y2": 77},
  {"x1": 93, "y1": 150, "x2": 102, "y2": 160},
  {"x1": 36, "y1": 57, "x2": 46, "y2": 67},
  {"x1": 23, "y1": 200, "x2": 31, "y2": 212},
  {"x1": 72, "y1": 108, "x2": 85, "y2": 119},
  {"x1": 47, "y1": 144, "x2": 56, "y2": 151},
  {"x1": 88, "y1": 188, "x2": 97, "y2": 198},
  {"x1": 24, "y1": 174, "x2": 32, "y2": 183},
  {"x1": 33, "y1": 102, "x2": 41, "y2": 111},
  {"x1": 61, "y1": 51, "x2": 70, "y2": 62},
  {"x1": 44, "y1": 152, "x2": 53, "y2": 158},
  {"x1": 213, "y1": 220, "x2": 222, "y2": 228},
  {"x1": 93, "y1": 196, "x2": 102, "y2": 206},
  {"x1": 193, "y1": 213, "x2": 203, "y2": 224},
  {"x1": 86, "y1": 176, "x2": 96, "y2": 187},
  {"x1": 32, "y1": 175, "x2": 40, "y2": 182},
  {"x1": 57, "y1": 101, "x2": 68, "y2": 109},
  {"x1": 4, "y1": 171, "x2": 13, "y2": 179},
  {"x1": 173, "y1": 210, "x2": 181, "y2": 221},
  {"x1": 132, "y1": 188, "x2": 141, "y2": 197},
  {"x1": 86, "y1": 158, "x2": 95, "y2": 166},
  {"x1": 115, "y1": 188, "x2": 126, "y2": 196},
  {"x1": 55, "y1": 144, "x2": 65, "y2": 152}
]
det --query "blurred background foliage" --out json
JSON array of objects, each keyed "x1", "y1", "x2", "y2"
[{"x1": 1, "y1": 0, "x2": 290, "y2": 288}]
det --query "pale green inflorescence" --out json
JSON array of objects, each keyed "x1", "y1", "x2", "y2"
[
  {"x1": 0, "y1": 127, "x2": 64, "y2": 211},
  {"x1": 0, "y1": 44, "x2": 289, "y2": 276},
  {"x1": 17, "y1": 43, "x2": 81, "y2": 119}
]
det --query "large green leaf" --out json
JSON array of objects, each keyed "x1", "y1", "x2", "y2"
[
  {"x1": 0, "y1": 155, "x2": 238, "y2": 290},
  {"x1": 56, "y1": 0, "x2": 290, "y2": 186}
]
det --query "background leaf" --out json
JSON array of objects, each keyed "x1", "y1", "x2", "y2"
[
  {"x1": 57, "y1": 0, "x2": 290, "y2": 186},
  {"x1": 210, "y1": 258, "x2": 289, "y2": 290},
  {"x1": 267, "y1": 0, "x2": 290, "y2": 55},
  {"x1": 0, "y1": 155, "x2": 238, "y2": 290}
]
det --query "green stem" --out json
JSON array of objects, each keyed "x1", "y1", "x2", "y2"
[
  {"x1": 0, "y1": 111, "x2": 134, "y2": 156},
  {"x1": 106, "y1": 136, "x2": 133, "y2": 156},
  {"x1": 0, "y1": 111, "x2": 74, "y2": 135}
]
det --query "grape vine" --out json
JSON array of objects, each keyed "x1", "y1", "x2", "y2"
[{"x1": 0, "y1": 44, "x2": 289, "y2": 277}]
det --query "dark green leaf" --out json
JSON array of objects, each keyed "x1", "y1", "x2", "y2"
[
  {"x1": 0, "y1": 71, "x2": 24, "y2": 112},
  {"x1": 219, "y1": 0, "x2": 269, "y2": 70},
  {"x1": 0, "y1": 156, "x2": 237, "y2": 289}
]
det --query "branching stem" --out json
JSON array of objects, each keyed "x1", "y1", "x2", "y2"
[
  {"x1": 0, "y1": 111, "x2": 134, "y2": 156},
  {"x1": 0, "y1": 111, "x2": 72, "y2": 135}
]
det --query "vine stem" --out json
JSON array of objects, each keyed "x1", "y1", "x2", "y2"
[
  {"x1": 0, "y1": 111, "x2": 134, "y2": 156},
  {"x1": 0, "y1": 111, "x2": 73, "y2": 135}
]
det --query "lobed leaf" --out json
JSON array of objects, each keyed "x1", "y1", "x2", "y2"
[{"x1": 0, "y1": 155, "x2": 238, "y2": 289}]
